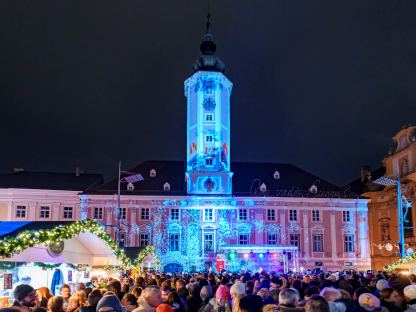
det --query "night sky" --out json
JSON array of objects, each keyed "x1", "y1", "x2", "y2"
[{"x1": 1, "y1": 1, "x2": 416, "y2": 186}]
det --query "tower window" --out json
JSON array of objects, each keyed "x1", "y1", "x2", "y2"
[
  {"x1": 205, "y1": 114, "x2": 214, "y2": 122},
  {"x1": 206, "y1": 135, "x2": 213, "y2": 142},
  {"x1": 203, "y1": 80, "x2": 214, "y2": 94},
  {"x1": 205, "y1": 158, "x2": 213, "y2": 166}
]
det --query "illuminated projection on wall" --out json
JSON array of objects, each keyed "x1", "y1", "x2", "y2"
[{"x1": 185, "y1": 72, "x2": 233, "y2": 195}]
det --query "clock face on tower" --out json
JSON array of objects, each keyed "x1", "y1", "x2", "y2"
[{"x1": 203, "y1": 98, "x2": 216, "y2": 111}]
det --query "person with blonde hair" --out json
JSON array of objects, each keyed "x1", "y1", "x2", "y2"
[
  {"x1": 48, "y1": 296, "x2": 65, "y2": 312},
  {"x1": 67, "y1": 291, "x2": 87, "y2": 312}
]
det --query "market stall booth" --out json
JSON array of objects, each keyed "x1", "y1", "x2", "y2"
[{"x1": 0, "y1": 220, "x2": 130, "y2": 307}]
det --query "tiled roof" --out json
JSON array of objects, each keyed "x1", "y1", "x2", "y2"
[
  {"x1": 85, "y1": 160, "x2": 360, "y2": 198},
  {"x1": 345, "y1": 167, "x2": 386, "y2": 195},
  {"x1": 0, "y1": 171, "x2": 103, "y2": 191}
]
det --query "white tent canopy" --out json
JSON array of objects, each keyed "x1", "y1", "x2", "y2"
[{"x1": 2, "y1": 231, "x2": 122, "y2": 267}]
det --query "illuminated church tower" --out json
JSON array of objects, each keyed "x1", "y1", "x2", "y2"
[{"x1": 185, "y1": 15, "x2": 233, "y2": 195}]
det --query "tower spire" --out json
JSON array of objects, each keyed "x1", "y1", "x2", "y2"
[{"x1": 192, "y1": 12, "x2": 225, "y2": 73}]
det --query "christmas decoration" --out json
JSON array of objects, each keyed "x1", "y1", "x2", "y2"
[
  {"x1": 0, "y1": 220, "x2": 132, "y2": 267},
  {"x1": 34, "y1": 262, "x2": 61, "y2": 270},
  {"x1": 135, "y1": 245, "x2": 162, "y2": 269}
]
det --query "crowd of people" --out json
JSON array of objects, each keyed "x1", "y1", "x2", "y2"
[{"x1": 3, "y1": 270, "x2": 416, "y2": 312}]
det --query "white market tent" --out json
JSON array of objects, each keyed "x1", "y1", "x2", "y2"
[{"x1": 0, "y1": 221, "x2": 125, "y2": 267}]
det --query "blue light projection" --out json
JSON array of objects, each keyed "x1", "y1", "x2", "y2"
[{"x1": 185, "y1": 71, "x2": 233, "y2": 195}]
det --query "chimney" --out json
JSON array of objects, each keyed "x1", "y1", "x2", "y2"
[
  {"x1": 360, "y1": 166, "x2": 372, "y2": 183},
  {"x1": 75, "y1": 166, "x2": 81, "y2": 177}
]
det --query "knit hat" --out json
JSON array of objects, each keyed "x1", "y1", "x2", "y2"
[
  {"x1": 358, "y1": 293, "x2": 380, "y2": 311},
  {"x1": 404, "y1": 285, "x2": 416, "y2": 300},
  {"x1": 215, "y1": 285, "x2": 230, "y2": 300},
  {"x1": 156, "y1": 304, "x2": 174, "y2": 312},
  {"x1": 13, "y1": 284, "x2": 35, "y2": 301},
  {"x1": 200, "y1": 285, "x2": 213, "y2": 301},
  {"x1": 96, "y1": 295, "x2": 123, "y2": 312},
  {"x1": 230, "y1": 281, "x2": 246, "y2": 297},
  {"x1": 375, "y1": 279, "x2": 389, "y2": 291}
]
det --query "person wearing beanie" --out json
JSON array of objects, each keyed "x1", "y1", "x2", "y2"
[
  {"x1": 358, "y1": 293, "x2": 381, "y2": 311},
  {"x1": 404, "y1": 284, "x2": 416, "y2": 311},
  {"x1": 199, "y1": 285, "x2": 231, "y2": 312},
  {"x1": 13, "y1": 284, "x2": 38, "y2": 312},
  {"x1": 230, "y1": 282, "x2": 245, "y2": 312},
  {"x1": 96, "y1": 295, "x2": 123, "y2": 312},
  {"x1": 374, "y1": 279, "x2": 389, "y2": 297},
  {"x1": 133, "y1": 286, "x2": 163, "y2": 312}
]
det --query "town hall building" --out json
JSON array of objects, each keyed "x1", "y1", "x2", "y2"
[{"x1": 2, "y1": 18, "x2": 370, "y2": 272}]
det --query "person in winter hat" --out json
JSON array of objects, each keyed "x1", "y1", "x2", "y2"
[
  {"x1": 133, "y1": 286, "x2": 163, "y2": 312},
  {"x1": 358, "y1": 293, "x2": 381, "y2": 311},
  {"x1": 96, "y1": 295, "x2": 123, "y2": 312},
  {"x1": 13, "y1": 284, "x2": 38, "y2": 312},
  {"x1": 230, "y1": 282, "x2": 245, "y2": 312},
  {"x1": 404, "y1": 285, "x2": 416, "y2": 312},
  {"x1": 199, "y1": 285, "x2": 231, "y2": 312}
]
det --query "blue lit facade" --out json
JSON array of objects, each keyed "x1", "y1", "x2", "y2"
[{"x1": 185, "y1": 71, "x2": 233, "y2": 195}]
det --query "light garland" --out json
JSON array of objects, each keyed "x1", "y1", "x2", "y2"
[
  {"x1": 384, "y1": 253, "x2": 416, "y2": 271},
  {"x1": 0, "y1": 220, "x2": 132, "y2": 268},
  {"x1": 135, "y1": 245, "x2": 162, "y2": 269}
]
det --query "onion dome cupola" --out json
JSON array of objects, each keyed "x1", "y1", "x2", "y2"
[{"x1": 192, "y1": 14, "x2": 225, "y2": 73}]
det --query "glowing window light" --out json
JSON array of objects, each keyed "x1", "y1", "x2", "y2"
[
  {"x1": 243, "y1": 253, "x2": 249, "y2": 259},
  {"x1": 259, "y1": 253, "x2": 264, "y2": 259}
]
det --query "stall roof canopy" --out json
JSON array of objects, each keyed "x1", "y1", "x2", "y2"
[{"x1": 0, "y1": 221, "x2": 124, "y2": 266}]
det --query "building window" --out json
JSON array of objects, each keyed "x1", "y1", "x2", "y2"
[
  {"x1": 290, "y1": 234, "x2": 300, "y2": 250},
  {"x1": 120, "y1": 207, "x2": 127, "y2": 220},
  {"x1": 205, "y1": 158, "x2": 213, "y2": 166},
  {"x1": 206, "y1": 135, "x2": 213, "y2": 142},
  {"x1": 205, "y1": 114, "x2": 214, "y2": 122},
  {"x1": 94, "y1": 207, "x2": 103, "y2": 219},
  {"x1": 267, "y1": 234, "x2": 278, "y2": 245},
  {"x1": 312, "y1": 210, "x2": 320, "y2": 222},
  {"x1": 16, "y1": 205, "x2": 26, "y2": 218},
  {"x1": 203, "y1": 80, "x2": 214, "y2": 94},
  {"x1": 141, "y1": 208, "x2": 150, "y2": 220},
  {"x1": 239, "y1": 234, "x2": 249, "y2": 245},
  {"x1": 312, "y1": 234, "x2": 323, "y2": 252},
  {"x1": 63, "y1": 207, "x2": 73, "y2": 219},
  {"x1": 289, "y1": 210, "x2": 297, "y2": 221},
  {"x1": 239, "y1": 209, "x2": 248, "y2": 220},
  {"x1": 343, "y1": 211, "x2": 351, "y2": 222},
  {"x1": 39, "y1": 206, "x2": 50, "y2": 219},
  {"x1": 204, "y1": 232, "x2": 214, "y2": 252},
  {"x1": 267, "y1": 209, "x2": 275, "y2": 221},
  {"x1": 140, "y1": 234, "x2": 149, "y2": 247},
  {"x1": 170, "y1": 208, "x2": 179, "y2": 220},
  {"x1": 119, "y1": 232, "x2": 126, "y2": 247},
  {"x1": 204, "y1": 209, "x2": 213, "y2": 221},
  {"x1": 169, "y1": 233, "x2": 180, "y2": 251},
  {"x1": 344, "y1": 234, "x2": 354, "y2": 252}
]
